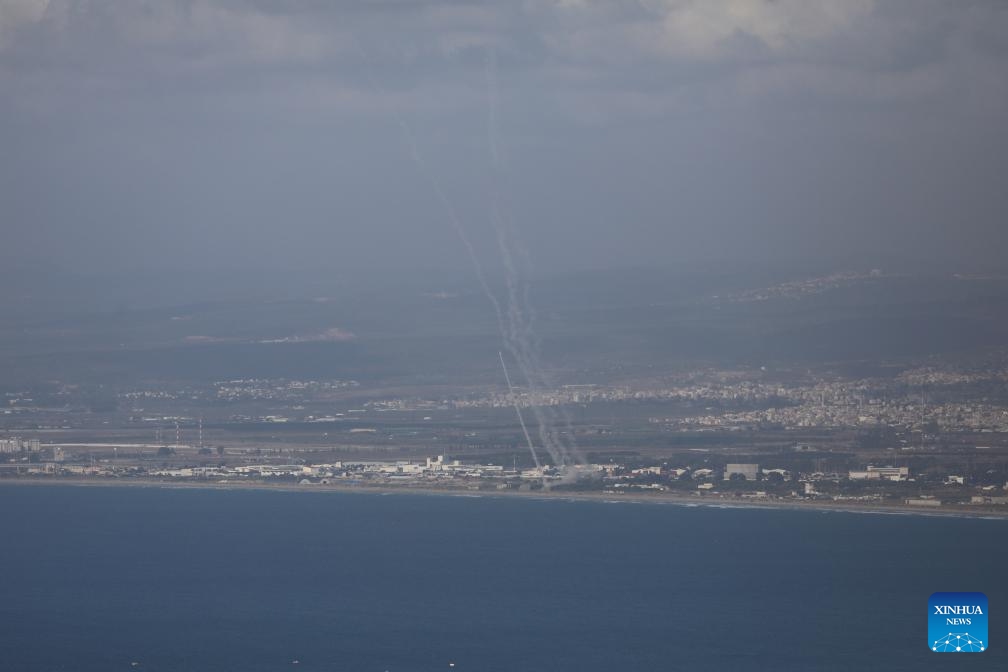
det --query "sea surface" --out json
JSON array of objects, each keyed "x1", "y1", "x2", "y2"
[{"x1": 0, "y1": 485, "x2": 1005, "y2": 671}]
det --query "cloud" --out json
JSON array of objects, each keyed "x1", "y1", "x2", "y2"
[
  {"x1": 650, "y1": 0, "x2": 875, "y2": 57},
  {"x1": 0, "y1": 0, "x2": 51, "y2": 47},
  {"x1": 1, "y1": 1, "x2": 1006, "y2": 276},
  {"x1": 1, "y1": 1, "x2": 1001, "y2": 105},
  {"x1": 0, "y1": 2, "x2": 1005, "y2": 149},
  {"x1": 0, "y1": 0, "x2": 49, "y2": 28},
  {"x1": 529, "y1": 0, "x2": 876, "y2": 66},
  {"x1": 114, "y1": 2, "x2": 335, "y2": 64}
]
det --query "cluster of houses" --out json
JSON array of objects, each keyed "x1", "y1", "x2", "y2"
[{"x1": 7, "y1": 447, "x2": 1007, "y2": 510}]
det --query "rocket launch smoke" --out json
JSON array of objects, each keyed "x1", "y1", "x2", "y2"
[
  {"x1": 385, "y1": 49, "x2": 583, "y2": 470},
  {"x1": 484, "y1": 52, "x2": 582, "y2": 470},
  {"x1": 499, "y1": 350, "x2": 540, "y2": 470}
]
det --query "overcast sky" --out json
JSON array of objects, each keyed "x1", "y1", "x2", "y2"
[{"x1": 2, "y1": 0, "x2": 1007, "y2": 278}]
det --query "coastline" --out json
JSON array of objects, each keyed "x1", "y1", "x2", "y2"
[{"x1": 2, "y1": 476, "x2": 1006, "y2": 519}]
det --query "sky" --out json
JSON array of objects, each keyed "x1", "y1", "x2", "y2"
[{"x1": 2, "y1": 0, "x2": 1007, "y2": 278}]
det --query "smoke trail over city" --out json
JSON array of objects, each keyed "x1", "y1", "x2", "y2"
[
  {"x1": 388, "y1": 49, "x2": 584, "y2": 471},
  {"x1": 484, "y1": 51, "x2": 583, "y2": 470},
  {"x1": 499, "y1": 350, "x2": 541, "y2": 470}
]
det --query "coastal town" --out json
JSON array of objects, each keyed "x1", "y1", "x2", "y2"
[
  {"x1": 4, "y1": 355, "x2": 1008, "y2": 514},
  {"x1": 6, "y1": 359, "x2": 1008, "y2": 433},
  {"x1": 4, "y1": 435, "x2": 1008, "y2": 514}
]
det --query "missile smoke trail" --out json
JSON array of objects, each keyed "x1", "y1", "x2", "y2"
[
  {"x1": 354, "y1": 52, "x2": 510, "y2": 344},
  {"x1": 396, "y1": 119, "x2": 504, "y2": 331},
  {"x1": 365, "y1": 45, "x2": 583, "y2": 471},
  {"x1": 401, "y1": 120, "x2": 560, "y2": 469},
  {"x1": 485, "y1": 50, "x2": 583, "y2": 470},
  {"x1": 486, "y1": 49, "x2": 501, "y2": 168},
  {"x1": 499, "y1": 351, "x2": 541, "y2": 470},
  {"x1": 367, "y1": 50, "x2": 549, "y2": 470}
]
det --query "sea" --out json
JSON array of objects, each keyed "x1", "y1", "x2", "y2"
[{"x1": 0, "y1": 485, "x2": 1005, "y2": 671}]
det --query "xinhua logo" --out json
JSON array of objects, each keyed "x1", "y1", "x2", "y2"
[{"x1": 929, "y1": 592, "x2": 988, "y2": 652}]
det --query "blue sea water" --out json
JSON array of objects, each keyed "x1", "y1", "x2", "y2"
[{"x1": 0, "y1": 485, "x2": 1005, "y2": 671}]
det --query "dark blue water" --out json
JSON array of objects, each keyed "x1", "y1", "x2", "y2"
[{"x1": 0, "y1": 486, "x2": 1005, "y2": 671}]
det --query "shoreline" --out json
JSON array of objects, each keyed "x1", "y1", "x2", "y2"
[{"x1": 2, "y1": 477, "x2": 1007, "y2": 519}]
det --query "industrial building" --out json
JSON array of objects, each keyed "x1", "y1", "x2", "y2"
[
  {"x1": 0, "y1": 437, "x2": 40, "y2": 454},
  {"x1": 849, "y1": 466, "x2": 909, "y2": 482}
]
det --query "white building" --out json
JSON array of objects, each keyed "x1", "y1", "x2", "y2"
[
  {"x1": 0, "y1": 438, "x2": 21, "y2": 453},
  {"x1": 868, "y1": 466, "x2": 909, "y2": 481}
]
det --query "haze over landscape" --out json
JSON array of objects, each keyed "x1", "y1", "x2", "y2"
[{"x1": 2, "y1": 2, "x2": 1008, "y2": 670}]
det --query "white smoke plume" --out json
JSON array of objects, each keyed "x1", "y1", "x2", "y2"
[
  {"x1": 485, "y1": 50, "x2": 583, "y2": 470},
  {"x1": 372, "y1": 45, "x2": 584, "y2": 471}
]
